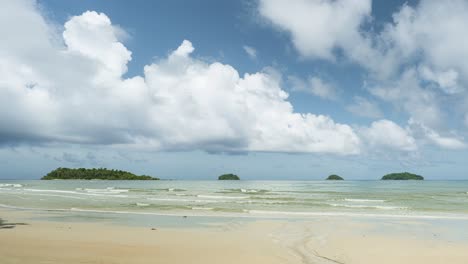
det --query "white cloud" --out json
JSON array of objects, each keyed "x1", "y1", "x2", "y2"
[
  {"x1": 418, "y1": 66, "x2": 461, "y2": 94},
  {"x1": 426, "y1": 131, "x2": 466, "y2": 150},
  {"x1": 172, "y1": 39, "x2": 194, "y2": 57},
  {"x1": 369, "y1": 69, "x2": 443, "y2": 128},
  {"x1": 383, "y1": 1, "x2": 468, "y2": 80},
  {"x1": 5, "y1": 0, "x2": 466, "y2": 156},
  {"x1": 258, "y1": 0, "x2": 468, "y2": 144},
  {"x1": 0, "y1": 0, "x2": 362, "y2": 155},
  {"x1": 258, "y1": 0, "x2": 372, "y2": 61},
  {"x1": 346, "y1": 97, "x2": 382, "y2": 119},
  {"x1": 63, "y1": 11, "x2": 132, "y2": 81},
  {"x1": 408, "y1": 119, "x2": 466, "y2": 150},
  {"x1": 289, "y1": 76, "x2": 338, "y2": 100},
  {"x1": 360, "y1": 120, "x2": 417, "y2": 152},
  {"x1": 243, "y1": 45, "x2": 257, "y2": 59}
]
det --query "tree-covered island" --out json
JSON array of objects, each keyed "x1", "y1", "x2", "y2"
[
  {"x1": 381, "y1": 172, "x2": 424, "y2": 180},
  {"x1": 218, "y1": 174, "x2": 240, "y2": 180},
  {"x1": 41, "y1": 168, "x2": 159, "y2": 180},
  {"x1": 326, "y1": 174, "x2": 344, "y2": 180}
]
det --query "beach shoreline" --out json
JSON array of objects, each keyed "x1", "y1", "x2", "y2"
[{"x1": 1, "y1": 207, "x2": 468, "y2": 264}]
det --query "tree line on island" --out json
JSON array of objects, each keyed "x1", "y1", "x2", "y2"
[
  {"x1": 41, "y1": 168, "x2": 159, "y2": 180},
  {"x1": 325, "y1": 172, "x2": 424, "y2": 181},
  {"x1": 40, "y1": 168, "x2": 424, "y2": 181}
]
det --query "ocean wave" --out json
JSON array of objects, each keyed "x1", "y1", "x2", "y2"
[
  {"x1": 197, "y1": 194, "x2": 248, "y2": 200},
  {"x1": 168, "y1": 188, "x2": 186, "y2": 192},
  {"x1": 136, "y1": 203, "x2": 150, "y2": 207},
  {"x1": 250, "y1": 196, "x2": 296, "y2": 201},
  {"x1": 22, "y1": 188, "x2": 128, "y2": 198},
  {"x1": 2, "y1": 203, "x2": 468, "y2": 220},
  {"x1": 344, "y1": 198, "x2": 386, "y2": 203},
  {"x1": 191, "y1": 207, "x2": 213, "y2": 210},
  {"x1": 221, "y1": 188, "x2": 269, "y2": 194},
  {"x1": 25, "y1": 188, "x2": 82, "y2": 194},
  {"x1": 329, "y1": 203, "x2": 407, "y2": 210},
  {"x1": 82, "y1": 188, "x2": 129, "y2": 194},
  {"x1": 147, "y1": 197, "x2": 218, "y2": 203},
  {"x1": 247, "y1": 210, "x2": 468, "y2": 220},
  {"x1": 17, "y1": 193, "x2": 86, "y2": 200},
  {"x1": 0, "y1": 183, "x2": 23, "y2": 188}
]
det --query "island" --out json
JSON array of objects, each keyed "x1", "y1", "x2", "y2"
[
  {"x1": 326, "y1": 174, "x2": 344, "y2": 180},
  {"x1": 381, "y1": 172, "x2": 424, "y2": 180},
  {"x1": 218, "y1": 173, "x2": 240, "y2": 180},
  {"x1": 41, "y1": 168, "x2": 159, "y2": 180}
]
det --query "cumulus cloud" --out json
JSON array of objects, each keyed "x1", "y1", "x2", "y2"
[
  {"x1": 369, "y1": 69, "x2": 443, "y2": 128},
  {"x1": 243, "y1": 45, "x2": 257, "y2": 59},
  {"x1": 258, "y1": 0, "x2": 468, "y2": 144},
  {"x1": 346, "y1": 97, "x2": 383, "y2": 119},
  {"x1": 408, "y1": 119, "x2": 466, "y2": 150},
  {"x1": 382, "y1": 1, "x2": 468, "y2": 80},
  {"x1": 63, "y1": 11, "x2": 132, "y2": 81},
  {"x1": 418, "y1": 66, "x2": 461, "y2": 94},
  {"x1": 0, "y1": 0, "x2": 362, "y2": 155},
  {"x1": 360, "y1": 120, "x2": 417, "y2": 152},
  {"x1": 258, "y1": 0, "x2": 372, "y2": 61},
  {"x1": 289, "y1": 76, "x2": 338, "y2": 100}
]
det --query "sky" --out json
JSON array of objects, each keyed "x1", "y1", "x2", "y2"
[{"x1": 1, "y1": 0, "x2": 468, "y2": 180}]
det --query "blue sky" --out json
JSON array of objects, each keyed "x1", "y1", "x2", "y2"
[{"x1": 1, "y1": 0, "x2": 468, "y2": 180}]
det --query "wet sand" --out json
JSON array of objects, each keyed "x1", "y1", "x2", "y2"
[{"x1": 1, "y1": 208, "x2": 467, "y2": 264}]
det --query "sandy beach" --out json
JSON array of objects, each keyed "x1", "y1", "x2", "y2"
[{"x1": 1, "y1": 208, "x2": 467, "y2": 264}]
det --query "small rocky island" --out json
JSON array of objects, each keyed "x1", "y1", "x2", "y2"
[
  {"x1": 218, "y1": 173, "x2": 240, "y2": 180},
  {"x1": 41, "y1": 168, "x2": 159, "y2": 180},
  {"x1": 326, "y1": 174, "x2": 344, "y2": 180},
  {"x1": 381, "y1": 172, "x2": 424, "y2": 180}
]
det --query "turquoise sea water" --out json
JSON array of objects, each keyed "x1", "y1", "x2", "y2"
[{"x1": 1, "y1": 180, "x2": 467, "y2": 219}]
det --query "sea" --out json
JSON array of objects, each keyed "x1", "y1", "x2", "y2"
[{"x1": 1, "y1": 180, "x2": 468, "y2": 221}]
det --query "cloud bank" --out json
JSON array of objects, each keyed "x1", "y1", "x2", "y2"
[
  {"x1": 1, "y1": 0, "x2": 465, "y2": 157},
  {"x1": 0, "y1": 0, "x2": 363, "y2": 155},
  {"x1": 259, "y1": 0, "x2": 467, "y2": 150}
]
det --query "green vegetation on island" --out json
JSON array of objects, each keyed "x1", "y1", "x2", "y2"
[
  {"x1": 381, "y1": 172, "x2": 424, "y2": 180},
  {"x1": 41, "y1": 168, "x2": 159, "y2": 180},
  {"x1": 326, "y1": 174, "x2": 344, "y2": 180},
  {"x1": 218, "y1": 174, "x2": 240, "y2": 180}
]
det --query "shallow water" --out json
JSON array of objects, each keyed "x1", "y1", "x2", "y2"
[{"x1": 1, "y1": 180, "x2": 467, "y2": 219}]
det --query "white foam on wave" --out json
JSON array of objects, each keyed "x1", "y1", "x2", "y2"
[
  {"x1": 197, "y1": 195, "x2": 248, "y2": 200},
  {"x1": 0, "y1": 183, "x2": 23, "y2": 188},
  {"x1": 25, "y1": 188, "x2": 81, "y2": 194},
  {"x1": 247, "y1": 210, "x2": 468, "y2": 220},
  {"x1": 2, "y1": 203, "x2": 468, "y2": 221},
  {"x1": 240, "y1": 189, "x2": 258, "y2": 193},
  {"x1": 329, "y1": 203, "x2": 407, "y2": 210},
  {"x1": 22, "y1": 188, "x2": 128, "y2": 198},
  {"x1": 191, "y1": 207, "x2": 213, "y2": 210},
  {"x1": 344, "y1": 198, "x2": 386, "y2": 203},
  {"x1": 235, "y1": 200, "x2": 253, "y2": 204},
  {"x1": 164, "y1": 188, "x2": 185, "y2": 192},
  {"x1": 20, "y1": 193, "x2": 85, "y2": 200},
  {"x1": 136, "y1": 203, "x2": 150, "y2": 207},
  {"x1": 147, "y1": 197, "x2": 218, "y2": 203},
  {"x1": 83, "y1": 188, "x2": 129, "y2": 194}
]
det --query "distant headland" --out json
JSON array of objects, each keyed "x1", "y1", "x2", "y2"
[
  {"x1": 218, "y1": 174, "x2": 240, "y2": 180},
  {"x1": 41, "y1": 168, "x2": 159, "y2": 180},
  {"x1": 381, "y1": 172, "x2": 424, "y2": 180},
  {"x1": 326, "y1": 174, "x2": 344, "y2": 180}
]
